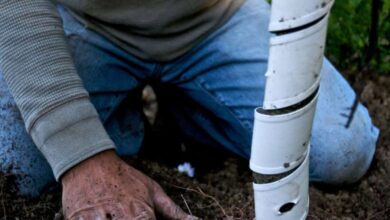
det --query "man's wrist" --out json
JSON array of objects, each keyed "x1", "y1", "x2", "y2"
[{"x1": 61, "y1": 150, "x2": 118, "y2": 184}]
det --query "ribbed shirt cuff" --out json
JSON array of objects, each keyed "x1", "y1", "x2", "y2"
[{"x1": 30, "y1": 98, "x2": 115, "y2": 181}]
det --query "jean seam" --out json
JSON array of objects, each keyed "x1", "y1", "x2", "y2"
[{"x1": 193, "y1": 78, "x2": 252, "y2": 149}]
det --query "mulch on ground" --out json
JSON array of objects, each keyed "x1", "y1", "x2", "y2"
[{"x1": 0, "y1": 73, "x2": 389, "y2": 219}]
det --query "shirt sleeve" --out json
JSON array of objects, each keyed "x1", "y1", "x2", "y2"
[{"x1": 0, "y1": 0, "x2": 115, "y2": 180}]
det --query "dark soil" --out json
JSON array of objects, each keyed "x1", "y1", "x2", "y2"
[{"x1": 0, "y1": 74, "x2": 389, "y2": 219}]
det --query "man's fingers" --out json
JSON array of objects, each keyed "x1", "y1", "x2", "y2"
[
  {"x1": 152, "y1": 184, "x2": 198, "y2": 220},
  {"x1": 66, "y1": 202, "x2": 131, "y2": 220},
  {"x1": 102, "y1": 203, "x2": 126, "y2": 219},
  {"x1": 134, "y1": 210, "x2": 157, "y2": 220},
  {"x1": 68, "y1": 207, "x2": 107, "y2": 220},
  {"x1": 128, "y1": 201, "x2": 157, "y2": 220}
]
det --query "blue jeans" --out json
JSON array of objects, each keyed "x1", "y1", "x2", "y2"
[{"x1": 0, "y1": 0, "x2": 379, "y2": 196}]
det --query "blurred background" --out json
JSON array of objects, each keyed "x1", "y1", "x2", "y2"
[{"x1": 327, "y1": 0, "x2": 389, "y2": 74}]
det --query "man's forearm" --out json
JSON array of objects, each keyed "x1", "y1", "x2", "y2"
[{"x1": 0, "y1": 0, "x2": 115, "y2": 180}]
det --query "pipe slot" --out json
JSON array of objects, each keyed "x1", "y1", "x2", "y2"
[
  {"x1": 273, "y1": 14, "x2": 327, "y2": 36},
  {"x1": 269, "y1": 0, "x2": 334, "y2": 31},
  {"x1": 253, "y1": 165, "x2": 298, "y2": 184},
  {"x1": 257, "y1": 87, "x2": 319, "y2": 116}
]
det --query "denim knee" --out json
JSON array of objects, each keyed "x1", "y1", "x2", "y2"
[
  {"x1": 309, "y1": 104, "x2": 379, "y2": 184},
  {"x1": 0, "y1": 71, "x2": 54, "y2": 197}
]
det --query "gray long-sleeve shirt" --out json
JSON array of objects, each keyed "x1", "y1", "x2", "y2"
[{"x1": 0, "y1": 0, "x2": 244, "y2": 180}]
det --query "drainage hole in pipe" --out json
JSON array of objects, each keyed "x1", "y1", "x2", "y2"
[{"x1": 279, "y1": 202, "x2": 296, "y2": 213}]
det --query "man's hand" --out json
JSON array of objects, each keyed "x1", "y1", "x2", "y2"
[{"x1": 61, "y1": 150, "x2": 195, "y2": 219}]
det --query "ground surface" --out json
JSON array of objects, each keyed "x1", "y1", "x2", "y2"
[{"x1": 0, "y1": 73, "x2": 389, "y2": 219}]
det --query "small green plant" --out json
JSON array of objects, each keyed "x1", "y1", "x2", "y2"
[{"x1": 327, "y1": 0, "x2": 390, "y2": 74}]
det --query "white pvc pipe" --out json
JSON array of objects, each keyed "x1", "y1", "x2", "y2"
[
  {"x1": 253, "y1": 152, "x2": 310, "y2": 220},
  {"x1": 263, "y1": 14, "x2": 329, "y2": 110},
  {"x1": 269, "y1": 0, "x2": 334, "y2": 31},
  {"x1": 250, "y1": 1, "x2": 334, "y2": 219},
  {"x1": 250, "y1": 92, "x2": 318, "y2": 174}
]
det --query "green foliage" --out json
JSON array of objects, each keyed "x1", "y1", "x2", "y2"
[
  {"x1": 326, "y1": 0, "x2": 390, "y2": 74},
  {"x1": 374, "y1": 0, "x2": 390, "y2": 73}
]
